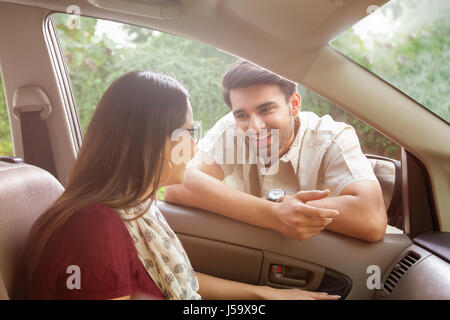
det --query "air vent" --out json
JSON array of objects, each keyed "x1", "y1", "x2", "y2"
[{"x1": 383, "y1": 251, "x2": 421, "y2": 294}]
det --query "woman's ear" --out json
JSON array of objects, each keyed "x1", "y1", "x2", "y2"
[{"x1": 290, "y1": 92, "x2": 301, "y2": 116}]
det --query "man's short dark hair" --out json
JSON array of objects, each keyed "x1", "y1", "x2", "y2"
[{"x1": 222, "y1": 61, "x2": 297, "y2": 108}]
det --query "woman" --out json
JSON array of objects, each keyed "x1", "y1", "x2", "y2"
[{"x1": 16, "y1": 71, "x2": 340, "y2": 300}]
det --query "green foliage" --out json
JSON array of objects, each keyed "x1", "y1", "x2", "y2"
[
  {"x1": 117, "y1": 27, "x2": 238, "y2": 132},
  {"x1": 331, "y1": 0, "x2": 450, "y2": 123},
  {"x1": 52, "y1": 15, "x2": 128, "y2": 132},
  {"x1": 52, "y1": 16, "x2": 238, "y2": 134},
  {"x1": 0, "y1": 77, "x2": 13, "y2": 156},
  {"x1": 299, "y1": 83, "x2": 401, "y2": 158},
  {"x1": 156, "y1": 186, "x2": 165, "y2": 201}
]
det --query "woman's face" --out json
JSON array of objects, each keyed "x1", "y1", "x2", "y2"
[{"x1": 159, "y1": 101, "x2": 196, "y2": 187}]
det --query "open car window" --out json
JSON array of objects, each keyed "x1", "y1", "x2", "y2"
[
  {"x1": 52, "y1": 13, "x2": 401, "y2": 159},
  {"x1": 331, "y1": 0, "x2": 450, "y2": 123},
  {"x1": 51, "y1": 13, "x2": 403, "y2": 232}
]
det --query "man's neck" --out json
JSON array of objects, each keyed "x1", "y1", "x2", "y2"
[
  {"x1": 278, "y1": 116, "x2": 300, "y2": 159},
  {"x1": 261, "y1": 117, "x2": 300, "y2": 168}
]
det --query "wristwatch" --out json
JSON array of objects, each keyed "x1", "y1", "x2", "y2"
[{"x1": 265, "y1": 188, "x2": 286, "y2": 202}]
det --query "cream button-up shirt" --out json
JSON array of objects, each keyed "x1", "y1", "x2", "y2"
[{"x1": 198, "y1": 111, "x2": 378, "y2": 197}]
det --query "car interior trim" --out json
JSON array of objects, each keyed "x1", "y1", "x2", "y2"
[{"x1": 413, "y1": 232, "x2": 450, "y2": 264}]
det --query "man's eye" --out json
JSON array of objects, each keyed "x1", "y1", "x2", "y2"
[
  {"x1": 236, "y1": 113, "x2": 248, "y2": 119},
  {"x1": 261, "y1": 106, "x2": 273, "y2": 113}
]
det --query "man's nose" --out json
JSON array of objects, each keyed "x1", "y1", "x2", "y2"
[{"x1": 249, "y1": 115, "x2": 266, "y2": 132}]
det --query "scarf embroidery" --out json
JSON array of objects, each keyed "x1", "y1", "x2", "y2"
[{"x1": 116, "y1": 200, "x2": 201, "y2": 300}]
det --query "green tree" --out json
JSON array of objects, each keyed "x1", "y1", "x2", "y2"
[
  {"x1": 331, "y1": 0, "x2": 450, "y2": 122},
  {"x1": 53, "y1": 15, "x2": 124, "y2": 132}
]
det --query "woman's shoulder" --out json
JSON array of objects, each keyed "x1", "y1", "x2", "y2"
[
  {"x1": 32, "y1": 204, "x2": 137, "y2": 299},
  {"x1": 67, "y1": 203, "x2": 123, "y2": 228},
  {"x1": 49, "y1": 203, "x2": 131, "y2": 251},
  {"x1": 38, "y1": 203, "x2": 135, "y2": 274}
]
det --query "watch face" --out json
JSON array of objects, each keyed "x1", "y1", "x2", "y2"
[{"x1": 266, "y1": 188, "x2": 285, "y2": 201}]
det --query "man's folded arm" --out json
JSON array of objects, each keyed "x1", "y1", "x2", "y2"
[
  {"x1": 165, "y1": 152, "x2": 339, "y2": 241},
  {"x1": 305, "y1": 180, "x2": 387, "y2": 242},
  {"x1": 164, "y1": 151, "x2": 278, "y2": 231},
  {"x1": 304, "y1": 127, "x2": 388, "y2": 242}
]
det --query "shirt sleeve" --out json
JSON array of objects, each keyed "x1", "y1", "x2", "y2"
[
  {"x1": 50, "y1": 206, "x2": 134, "y2": 300},
  {"x1": 321, "y1": 126, "x2": 378, "y2": 196}
]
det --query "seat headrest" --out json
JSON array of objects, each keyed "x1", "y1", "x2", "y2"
[
  {"x1": 0, "y1": 160, "x2": 64, "y2": 299},
  {"x1": 369, "y1": 158, "x2": 396, "y2": 210}
]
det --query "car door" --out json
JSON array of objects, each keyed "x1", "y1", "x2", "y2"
[{"x1": 159, "y1": 146, "x2": 449, "y2": 300}]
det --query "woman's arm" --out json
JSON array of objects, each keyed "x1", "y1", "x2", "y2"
[{"x1": 196, "y1": 272, "x2": 340, "y2": 300}]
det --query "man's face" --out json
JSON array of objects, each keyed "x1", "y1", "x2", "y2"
[{"x1": 229, "y1": 84, "x2": 300, "y2": 159}]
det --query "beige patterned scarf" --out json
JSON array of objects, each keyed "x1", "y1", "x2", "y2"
[{"x1": 115, "y1": 200, "x2": 201, "y2": 300}]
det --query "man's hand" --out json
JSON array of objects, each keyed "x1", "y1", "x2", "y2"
[{"x1": 270, "y1": 190, "x2": 340, "y2": 240}]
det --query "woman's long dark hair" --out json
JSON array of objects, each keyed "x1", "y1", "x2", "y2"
[{"x1": 15, "y1": 71, "x2": 189, "y2": 298}]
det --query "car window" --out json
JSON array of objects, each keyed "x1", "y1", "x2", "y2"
[
  {"x1": 0, "y1": 75, "x2": 13, "y2": 156},
  {"x1": 52, "y1": 14, "x2": 401, "y2": 160},
  {"x1": 51, "y1": 13, "x2": 403, "y2": 232},
  {"x1": 331, "y1": 0, "x2": 449, "y2": 123}
]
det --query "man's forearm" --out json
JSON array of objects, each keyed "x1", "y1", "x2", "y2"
[
  {"x1": 306, "y1": 195, "x2": 387, "y2": 242},
  {"x1": 165, "y1": 170, "x2": 277, "y2": 230}
]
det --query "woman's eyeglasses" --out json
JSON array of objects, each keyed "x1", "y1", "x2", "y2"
[{"x1": 173, "y1": 121, "x2": 201, "y2": 145}]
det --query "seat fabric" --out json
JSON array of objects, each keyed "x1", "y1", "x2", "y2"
[{"x1": 0, "y1": 160, "x2": 63, "y2": 299}]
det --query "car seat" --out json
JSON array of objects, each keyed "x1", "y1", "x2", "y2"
[
  {"x1": 0, "y1": 157, "x2": 63, "y2": 299},
  {"x1": 366, "y1": 154, "x2": 403, "y2": 230}
]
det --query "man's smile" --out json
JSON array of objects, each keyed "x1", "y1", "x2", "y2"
[{"x1": 247, "y1": 131, "x2": 273, "y2": 147}]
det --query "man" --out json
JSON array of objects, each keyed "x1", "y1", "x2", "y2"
[{"x1": 165, "y1": 61, "x2": 387, "y2": 242}]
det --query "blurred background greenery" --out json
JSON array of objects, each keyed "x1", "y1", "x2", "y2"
[
  {"x1": 331, "y1": 0, "x2": 449, "y2": 122},
  {"x1": 1, "y1": 0, "x2": 448, "y2": 201}
]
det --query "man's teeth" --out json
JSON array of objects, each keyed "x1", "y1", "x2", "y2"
[{"x1": 254, "y1": 134, "x2": 271, "y2": 141}]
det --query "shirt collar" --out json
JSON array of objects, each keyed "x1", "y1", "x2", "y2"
[{"x1": 279, "y1": 115, "x2": 304, "y2": 175}]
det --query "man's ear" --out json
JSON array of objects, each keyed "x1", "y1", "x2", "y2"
[{"x1": 290, "y1": 92, "x2": 301, "y2": 116}]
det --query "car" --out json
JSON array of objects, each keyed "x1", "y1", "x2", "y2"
[{"x1": 0, "y1": 0, "x2": 449, "y2": 301}]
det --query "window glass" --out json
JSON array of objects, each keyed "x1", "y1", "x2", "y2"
[
  {"x1": 331, "y1": 0, "x2": 450, "y2": 123},
  {"x1": 0, "y1": 75, "x2": 13, "y2": 156}
]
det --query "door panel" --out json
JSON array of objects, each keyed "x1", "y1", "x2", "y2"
[
  {"x1": 158, "y1": 201, "x2": 413, "y2": 299},
  {"x1": 178, "y1": 234, "x2": 263, "y2": 285}
]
